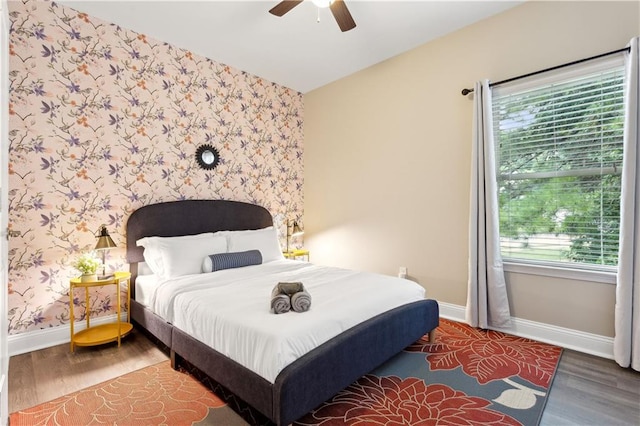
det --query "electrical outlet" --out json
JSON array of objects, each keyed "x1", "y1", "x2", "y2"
[{"x1": 398, "y1": 266, "x2": 408, "y2": 278}]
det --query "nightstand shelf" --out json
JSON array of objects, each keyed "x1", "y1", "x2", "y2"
[
  {"x1": 72, "y1": 322, "x2": 133, "y2": 347},
  {"x1": 69, "y1": 271, "x2": 131, "y2": 352}
]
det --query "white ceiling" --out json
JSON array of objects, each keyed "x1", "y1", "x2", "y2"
[{"x1": 59, "y1": 0, "x2": 523, "y2": 93}]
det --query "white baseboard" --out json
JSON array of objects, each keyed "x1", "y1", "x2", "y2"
[
  {"x1": 8, "y1": 313, "x2": 128, "y2": 357},
  {"x1": 438, "y1": 302, "x2": 614, "y2": 360},
  {"x1": 9, "y1": 305, "x2": 615, "y2": 361}
]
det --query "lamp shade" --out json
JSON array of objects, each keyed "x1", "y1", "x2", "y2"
[
  {"x1": 291, "y1": 221, "x2": 304, "y2": 237},
  {"x1": 95, "y1": 225, "x2": 117, "y2": 250}
]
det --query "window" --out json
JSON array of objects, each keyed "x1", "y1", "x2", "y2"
[{"x1": 492, "y1": 57, "x2": 625, "y2": 271}]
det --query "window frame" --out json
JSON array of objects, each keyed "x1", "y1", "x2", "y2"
[{"x1": 492, "y1": 54, "x2": 626, "y2": 283}]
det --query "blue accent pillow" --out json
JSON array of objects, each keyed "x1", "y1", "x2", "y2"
[{"x1": 207, "y1": 250, "x2": 262, "y2": 272}]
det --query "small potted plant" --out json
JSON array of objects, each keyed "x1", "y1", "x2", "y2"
[{"x1": 73, "y1": 252, "x2": 100, "y2": 282}]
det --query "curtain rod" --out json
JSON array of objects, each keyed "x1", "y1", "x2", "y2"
[{"x1": 460, "y1": 46, "x2": 630, "y2": 96}]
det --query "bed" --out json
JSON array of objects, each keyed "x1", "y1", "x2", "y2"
[{"x1": 126, "y1": 199, "x2": 439, "y2": 425}]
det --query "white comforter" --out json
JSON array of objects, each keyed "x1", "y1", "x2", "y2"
[{"x1": 149, "y1": 260, "x2": 425, "y2": 383}]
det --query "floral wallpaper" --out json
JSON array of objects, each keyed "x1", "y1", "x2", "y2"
[{"x1": 7, "y1": 0, "x2": 304, "y2": 335}]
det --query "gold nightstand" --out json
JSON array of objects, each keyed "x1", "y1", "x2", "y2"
[
  {"x1": 69, "y1": 271, "x2": 132, "y2": 352},
  {"x1": 283, "y1": 249, "x2": 310, "y2": 261}
]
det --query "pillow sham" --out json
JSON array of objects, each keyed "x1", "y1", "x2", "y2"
[
  {"x1": 162, "y1": 235, "x2": 228, "y2": 278},
  {"x1": 219, "y1": 226, "x2": 284, "y2": 263},
  {"x1": 202, "y1": 250, "x2": 263, "y2": 273},
  {"x1": 137, "y1": 233, "x2": 227, "y2": 278}
]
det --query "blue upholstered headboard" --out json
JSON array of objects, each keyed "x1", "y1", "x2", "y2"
[{"x1": 125, "y1": 200, "x2": 273, "y2": 264}]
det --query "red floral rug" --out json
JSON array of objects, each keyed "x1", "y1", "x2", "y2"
[
  {"x1": 9, "y1": 361, "x2": 241, "y2": 425},
  {"x1": 294, "y1": 319, "x2": 562, "y2": 426},
  {"x1": 11, "y1": 319, "x2": 562, "y2": 426}
]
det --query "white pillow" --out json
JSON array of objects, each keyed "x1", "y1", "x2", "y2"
[
  {"x1": 137, "y1": 233, "x2": 227, "y2": 278},
  {"x1": 219, "y1": 227, "x2": 284, "y2": 263}
]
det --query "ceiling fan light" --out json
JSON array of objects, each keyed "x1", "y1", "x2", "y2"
[{"x1": 311, "y1": 0, "x2": 333, "y2": 8}]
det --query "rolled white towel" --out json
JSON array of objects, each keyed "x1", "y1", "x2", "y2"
[
  {"x1": 271, "y1": 293, "x2": 291, "y2": 314},
  {"x1": 291, "y1": 291, "x2": 311, "y2": 312}
]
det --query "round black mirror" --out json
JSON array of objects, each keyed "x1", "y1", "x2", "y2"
[{"x1": 195, "y1": 144, "x2": 220, "y2": 170}]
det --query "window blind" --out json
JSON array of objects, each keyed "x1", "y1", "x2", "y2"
[{"x1": 492, "y1": 60, "x2": 625, "y2": 268}]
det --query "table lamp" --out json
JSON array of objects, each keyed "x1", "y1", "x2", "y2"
[
  {"x1": 286, "y1": 220, "x2": 304, "y2": 253},
  {"x1": 95, "y1": 224, "x2": 117, "y2": 280}
]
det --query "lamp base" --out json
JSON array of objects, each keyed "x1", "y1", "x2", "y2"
[{"x1": 97, "y1": 274, "x2": 114, "y2": 281}]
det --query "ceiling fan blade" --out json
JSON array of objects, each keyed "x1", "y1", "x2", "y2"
[
  {"x1": 330, "y1": 0, "x2": 356, "y2": 32},
  {"x1": 269, "y1": 0, "x2": 304, "y2": 17}
]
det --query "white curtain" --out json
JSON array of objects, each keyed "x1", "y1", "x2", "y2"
[
  {"x1": 615, "y1": 37, "x2": 640, "y2": 371},
  {"x1": 466, "y1": 80, "x2": 511, "y2": 329}
]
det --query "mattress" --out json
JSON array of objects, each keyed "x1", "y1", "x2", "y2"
[
  {"x1": 148, "y1": 260, "x2": 426, "y2": 383},
  {"x1": 134, "y1": 274, "x2": 160, "y2": 308}
]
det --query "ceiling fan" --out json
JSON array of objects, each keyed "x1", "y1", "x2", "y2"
[{"x1": 269, "y1": 0, "x2": 356, "y2": 32}]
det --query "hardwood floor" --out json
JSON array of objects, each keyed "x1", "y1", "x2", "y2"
[
  {"x1": 9, "y1": 328, "x2": 168, "y2": 413},
  {"x1": 9, "y1": 329, "x2": 640, "y2": 425},
  {"x1": 541, "y1": 350, "x2": 640, "y2": 426}
]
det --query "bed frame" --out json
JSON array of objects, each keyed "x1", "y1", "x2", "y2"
[{"x1": 126, "y1": 200, "x2": 439, "y2": 425}]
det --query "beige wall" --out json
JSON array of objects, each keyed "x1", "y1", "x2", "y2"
[{"x1": 304, "y1": 1, "x2": 639, "y2": 337}]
